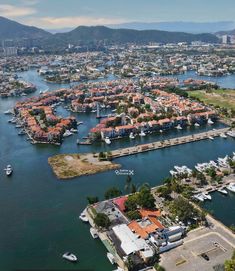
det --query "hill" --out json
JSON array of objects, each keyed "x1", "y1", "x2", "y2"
[
  {"x1": 51, "y1": 26, "x2": 219, "y2": 46},
  {"x1": 0, "y1": 16, "x2": 51, "y2": 41}
]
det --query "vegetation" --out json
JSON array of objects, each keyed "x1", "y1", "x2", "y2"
[
  {"x1": 87, "y1": 196, "x2": 99, "y2": 204},
  {"x1": 104, "y1": 187, "x2": 122, "y2": 200},
  {"x1": 224, "y1": 250, "x2": 235, "y2": 271},
  {"x1": 94, "y1": 213, "x2": 111, "y2": 229},
  {"x1": 154, "y1": 263, "x2": 166, "y2": 271}
]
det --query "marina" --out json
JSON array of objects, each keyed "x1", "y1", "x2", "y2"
[{"x1": 0, "y1": 69, "x2": 234, "y2": 270}]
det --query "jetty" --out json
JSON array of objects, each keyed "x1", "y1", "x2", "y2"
[{"x1": 110, "y1": 127, "x2": 230, "y2": 159}]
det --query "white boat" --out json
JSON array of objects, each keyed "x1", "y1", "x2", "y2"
[
  {"x1": 160, "y1": 129, "x2": 163, "y2": 133},
  {"x1": 62, "y1": 252, "x2": 78, "y2": 262},
  {"x1": 77, "y1": 121, "x2": 83, "y2": 126},
  {"x1": 4, "y1": 110, "x2": 12, "y2": 115},
  {"x1": 207, "y1": 118, "x2": 214, "y2": 125},
  {"x1": 104, "y1": 137, "x2": 111, "y2": 144},
  {"x1": 63, "y1": 130, "x2": 73, "y2": 137},
  {"x1": 227, "y1": 131, "x2": 235, "y2": 138},
  {"x1": 194, "y1": 123, "x2": 200, "y2": 127},
  {"x1": 202, "y1": 192, "x2": 212, "y2": 200},
  {"x1": 227, "y1": 183, "x2": 235, "y2": 193},
  {"x1": 220, "y1": 133, "x2": 227, "y2": 139},
  {"x1": 139, "y1": 130, "x2": 146, "y2": 137},
  {"x1": 129, "y1": 132, "x2": 135, "y2": 139},
  {"x1": 79, "y1": 210, "x2": 88, "y2": 222},
  {"x1": 218, "y1": 188, "x2": 228, "y2": 195},
  {"x1": 176, "y1": 124, "x2": 183, "y2": 130},
  {"x1": 107, "y1": 252, "x2": 116, "y2": 264},
  {"x1": 193, "y1": 194, "x2": 204, "y2": 202},
  {"x1": 208, "y1": 136, "x2": 214, "y2": 140},
  {"x1": 70, "y1": 128, "x2": 78, "y2": 133},
  {"x1": 90, "y1": 227, "x2": 98, "y2": 239},
  {"x1": 4, "y1": 165, "x2": 13, "y2": 176}
]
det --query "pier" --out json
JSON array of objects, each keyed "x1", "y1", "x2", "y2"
[{"x1": 110, "y1": 127, "x2": 231, "y2": 159}]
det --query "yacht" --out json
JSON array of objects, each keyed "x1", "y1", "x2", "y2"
[
  {"x1": 4, "y1": 110, "x2": 12, "y2": 115},
  {"x1": 107, "y1": 253, "x2": 116, "y2": 264},
  {"x1": 218, "y1": 188, "x2": 228, "y2": 195},
  {"x1": 129, "y1": 132, "x2": 135, "y2": 139},
  {"x1": 4, "y1": 165, "x2": 13, "y2": 176},
  {"x1": 207, "y1": 118, "x2": 214, "y2": 125},
  {"x1": 193, "y1": 194, "x2": 204, "y2": 202},
  {"x1": 77, "y1": 121, "x2": 83, "y2": 126},
  {"x1": 90, "y1": 227, "x2": 98, "y2": 239},
  {"x1": 18, "y1": 129, "x2": 26, "y2": 136},
  {"x1": 62, "y1": 252, "x2": 78, "y2": 262},
  {"x1": 208, "y1": 136, "x2": 214, "y2": 140},
  {"x1": 79, "y1": 209, "x2": 88, "y2": 222},
  {"x1": 176, "y1": 124, "x2": 183, "y2": 130},
  {"x1": 104, "y1": 137, "x2": 111, "y2": 144},
  {"x1": 63, "y1": 130, "x2": 73, "y2": 137},
  {"x1": 227, "y1": 183, "x2": 235, "y2": 193},
  {"x1": 70, "y1": 128, "x2": 78, "y2": 133},
  {"x1": 194, "y1": 122, "x2": 200, "y2": 127},
  {"x1": 220, "y1": 133, "x2": 227, "y2": 139},
  {"x1": 202, "y1": 192, "x2": 212, "y2": 200},
  {"x1": 139, "y1": 130, "x2": 146, "y2": 137},
  {"x1": 227, "y1": 131, "x2": 235, "y2": 138}
]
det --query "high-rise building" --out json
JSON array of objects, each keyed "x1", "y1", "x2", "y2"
[{"x1": 222, "y1": 35, "x2": 231, "y2": 44}]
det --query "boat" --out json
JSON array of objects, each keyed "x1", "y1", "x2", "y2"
[
  {"x1": 227, "y1": 131, "x2": 235, "y2": 138},
  {"x1": 193, "y1": 194, "x2": 204, "y2": 202},
  {"x1": 107, "y1": 253, "x2": 116, "y2": 264},
  {"x1": 77, "y1": 122, "x2": 83, "y2": 126},
  {"x1": 18, "y1": 129, "x2": 26, "y2": 136},
  {"x1": 129, "y1": 132, "x2": 135, "y2": 139},
  {"x1": 227, "y1": 183, "x2": 235, "y2": 193},
  {"x1": 63, "y1": 130, "x2": 73, "y2": 137},
  {"x1": 79, "y1": 210, "x2": 88, "y2": 222},
  {"x1": 160, "y1": 129, "x2": 163, "y2": 133},
  {"x1": 220, "y1": 133, "x2": 227, "y2": 139},
  {"x1": 15, "y1": 124, "x2": 22, "y2": 128},
  {"x1": 4, "y1": 110, "x2": 12, "y2": 115},
  {"x1": 218, "y1": 188, "x2": 228, "y2": 195},
  {"x1": 104, "y1": 137, "x2": 111, "y2": 144},
  {"x1": 176, "y1": 124, "x2": 183, "y2": 130},
  {"x1": 70, "y1": 128, "x2": 78, "y2": 133},
  {"x1": 90, "y1": 227, "x2": 98, "y2": 239},
  {"x1": 194, "y1": 122, "x2": 200, "y2": 127},
  {"x1": 208, "y1": 136, "x2": 214, "y2": 140},
  {"x1": 207, "y1": 118, "x2": 214, "y2": 125},
  {"x1": 139, "y1": 130, "x2": 146, "y2": 137},
  {"x1": 4, "y1": 165, "x2": 13, "y2": 176},
  {"x1": 202, "y1": 192, "x2": 212, "y2": 200},
  {"x1": 62, "y1": 252, "x2": 78, "y2": 262}
]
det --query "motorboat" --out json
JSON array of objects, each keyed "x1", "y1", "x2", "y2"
[
  {"x1": 193, "y1": 194, "x2": 204, "y2": 202},
  {"x1": 220, "y1": 133, "x2": 227, "y2": 139},
  {"x1": 218, "y1": 188, "x2": 228, "y2": 195},
  {"x1": 227, "y1": 183, "x2": 235, "y2": 193},
  {"x1": 202, "y1": 192, "x2": 212, "y2": 200},
  {"x1": 107, "y1": 253, "x2": 116, "y2": 264},
  {"x1": 227, "y1": 131, "x2": 235, "y2": 138},
  {"x1": 4, "y1": 165, "x2": 13, "y2": 176},
  {"x1": 18, "y1": 129, "x2": 26, "y2": 136},
  {"x1": 104, "y1": 137, "x2": 111, "y2": 144},
  {"x1": 176, "y1": 124, "x2": 183, "y2": 130},
  {"x1": 63, "y1": 130, "x2": 73, "y2": 137},
  {"x1": 194, "y1": 122, "x2": 200, "y2": 127},
  {"x1": 208, "y1": 136, "x2": 214, "y2": 140},
  {"x1": 79, "y1": 209, "x2": 88, "y2": 222},
  {"x1": 160, "y1": 129, "x2": 163, "y2": 133},
  {"x1": 207, "y1": 118, "x2": 214, "y2": 125},
  {"x1": 129, "y1": 132, "x2": 135, "y2": 139},
  {"x1": 4, "y1": 110, "x2": 12, "y2": 115},
  {"x1": 77, "y1": 121, "x2": 83, "y2": 126},
  {"x1": 70, "y1": 128, "x2": 78, "y2": 133},
  {"x1": 62, "y1": 252, "x2": 78, "y2": 262},
  {"x1": 90, "y1": 227, "x2": 98, "y2": 239},
  {"x1": 139, "y1": 130, "x2": 146, "y2": 137}
]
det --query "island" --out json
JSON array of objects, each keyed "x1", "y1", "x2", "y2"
[{"x1": 48, "y1": 153, "x2": 121, "y2": 179}]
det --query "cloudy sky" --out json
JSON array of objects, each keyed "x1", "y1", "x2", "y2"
[{"x1": 0, "y1": 0, "x2": 234, "y2": 29}]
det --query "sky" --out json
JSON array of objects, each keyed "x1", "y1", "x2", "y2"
[{"x1": 0, "y1": 0, "x2": 235, "y2": 29}]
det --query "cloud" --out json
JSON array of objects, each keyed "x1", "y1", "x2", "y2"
[
  {"x1": 20, "y1": 0, "x2": 39, "y2": 6},
  {"x1": 25, "y1": 16, "x2": 129, "y2": 29},
  {"x1": 0, "y1": 4, "x2": 36, "y2": 17}
]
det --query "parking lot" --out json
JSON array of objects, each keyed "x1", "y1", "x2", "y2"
[{"x1": 160, "y1": 227, "x2": 235, "y2": 271}]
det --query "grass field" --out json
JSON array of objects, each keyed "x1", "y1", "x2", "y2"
[{"x1": 187, "y1": 89, "x2": 235, "y2": 110}]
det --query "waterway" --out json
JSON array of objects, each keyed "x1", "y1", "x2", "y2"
[{"x1": 0, "y1": 70, "x2": 234, "y2": 271}]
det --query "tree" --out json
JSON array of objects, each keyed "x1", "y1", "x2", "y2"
[
  {"x1": 104, "y1": 187, "x2": 122, "y2": 199},
  {"x1": 138, "y1": 186, "x2": 155, "y2": 209},
  {"x1": 125, "y1": 194, "x2": 139, "y2": 211},
  {"x1": 154, "y1": 263, "x2": 166, "y2": 271},
  {"x1": 87, "y1": 196, "x2": 99, "y2": 204},
  {"x1": 126, "y1": 210, "x2": 141, "y2": 220},
  {"x1": 94, "y1": 213, "x2": 110, "y2": 229}
]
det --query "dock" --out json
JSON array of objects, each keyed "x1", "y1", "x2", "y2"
[{"x1": 110, "y1": 127, "x2": 230, "y2": 159}]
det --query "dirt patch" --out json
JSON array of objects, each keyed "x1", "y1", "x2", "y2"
[{"x1": 48, "y1": 153, "x2": 121, "y2": 180}]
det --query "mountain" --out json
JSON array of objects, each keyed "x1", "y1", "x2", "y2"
[
  {"x1": 107, "y1": 21, "x2": 235, "y2": 34},
  {"x1": 0, "y1": 16, "x2": 51, "y2": 41},
  {"x1": 216, "y1": 29, "x2": 235, "y2": 36},
  {"x1": 50, "y1": 26, "x2": 219, "y2": 46}
]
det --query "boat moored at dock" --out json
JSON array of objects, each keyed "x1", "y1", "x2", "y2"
[{"x1": 62, "y1": 252, "x2": 78, "y2": 262}]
